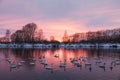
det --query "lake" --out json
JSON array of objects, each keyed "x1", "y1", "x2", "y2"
[{"x1": 0, "y1": 48, "x2": 120, "y2": 80}]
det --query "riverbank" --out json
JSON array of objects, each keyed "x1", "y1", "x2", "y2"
[{"x1": 0, "y1": 43, "x2": 120, "y2": 49}]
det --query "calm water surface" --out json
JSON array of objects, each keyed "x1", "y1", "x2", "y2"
[{"x1": 0, "y1": 48, "x2": 120, "y2": 80}]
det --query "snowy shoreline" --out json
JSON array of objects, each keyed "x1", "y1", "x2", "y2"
[{"x1": 0, "y1": 43, "x2": 120, "y2": 49}]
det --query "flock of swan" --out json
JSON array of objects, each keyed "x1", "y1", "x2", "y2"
[{"x1": 3, "y1": 54, "x2": 120, "y2": 72}]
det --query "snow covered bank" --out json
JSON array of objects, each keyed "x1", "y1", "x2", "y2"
[
  {"x1": 0, "y1": 43, "x2": 120, "y2": 49},
  {"x1": 0, "y1": 43, "x2": 57, "y2": 49},
  {"x1": 59, "y1": 43, "x2": 120, "y2": 49}
]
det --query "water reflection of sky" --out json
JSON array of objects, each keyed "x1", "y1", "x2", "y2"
[{"x1": 0, "y1": 48, "x2": 120, "y2": 80}]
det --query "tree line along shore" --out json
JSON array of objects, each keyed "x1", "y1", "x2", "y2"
[{"x1": 0, "y1": 23, "x2": 120, "y2": 44}]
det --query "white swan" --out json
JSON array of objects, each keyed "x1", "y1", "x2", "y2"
[
  {"x1": 85, "y1": 62, "x2": 91, "y2": 66},
  {"x1": 9, "y1": 61, "x2": 17, "y2": 68},
  {"x1": 45, "y1": 64, "x2": 53, "y2": 70},
  {"x1": 74, "y1": 61, "x2": 79, "y2": 65},
  {"x1": 32, "y1": 58, "x2": 36, "y2": 61},
  {"x1": 76, "y1": 62, "x2": 82, "y2": 67},
  {"x1": 44, "y1": 61, "x2": 48, "y2": 65},
  {"x1": 29, "y1": 62, "x2": 35, "y2": 65},
  {"x1": 96, "y1": 60, "x2": 102, "y2": 64},
  {"x1": 59, "y1": 61, "x2": 66, "y2": 67},
  {"x1": 17, "y1": 62, "x2": 22, "y2": 66},
  {"x1": 54, "y1": 54, "x2": 59, "y2": 58},
  {"x1": 115, "y1": 60, "x2": 120, "y2": 65},
  {"x1": 19, "y1": 60, "x2": 25, "y2": 63},
  {"x1": 39, "y1": 58, "x2": 44, "y2": 62},
  {"x1": 10, "y1": 64, "x2": 17, "y2": 68},
  {"x1": 40, "y1": 59, "x2": 48, "y2": 65},
  {"x1": 6, "y1": 58, "x2": 12, "y2": 63},
  {"x1": 40, "y1": 60, "x2": 45, "y2": 64},
  {"x1": 99, "y1": 63, "x2": 105, "y2": 68}
]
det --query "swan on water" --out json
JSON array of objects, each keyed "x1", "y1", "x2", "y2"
[{"x1": 45, "y1": 64, "x2": 53, "y2": 70}]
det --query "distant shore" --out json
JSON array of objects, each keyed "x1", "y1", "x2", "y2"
[{"x1": 0, "y1": 43, "x2": 120, "y2": 49}]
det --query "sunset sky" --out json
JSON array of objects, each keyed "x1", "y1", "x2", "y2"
[{"x1": 0, "y1": 0, "x2": 120, "y2": 41}]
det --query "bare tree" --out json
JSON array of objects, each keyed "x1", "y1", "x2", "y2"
[
  {"x1": 11, "y1": 23, "x2": 37, "y2": 43},
  {"x1": 22, "y1": 23, "x2": 37, "y2": 42},
  {"x1": 62, "y1": 30, "x2": 69, "y2": 42}
]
